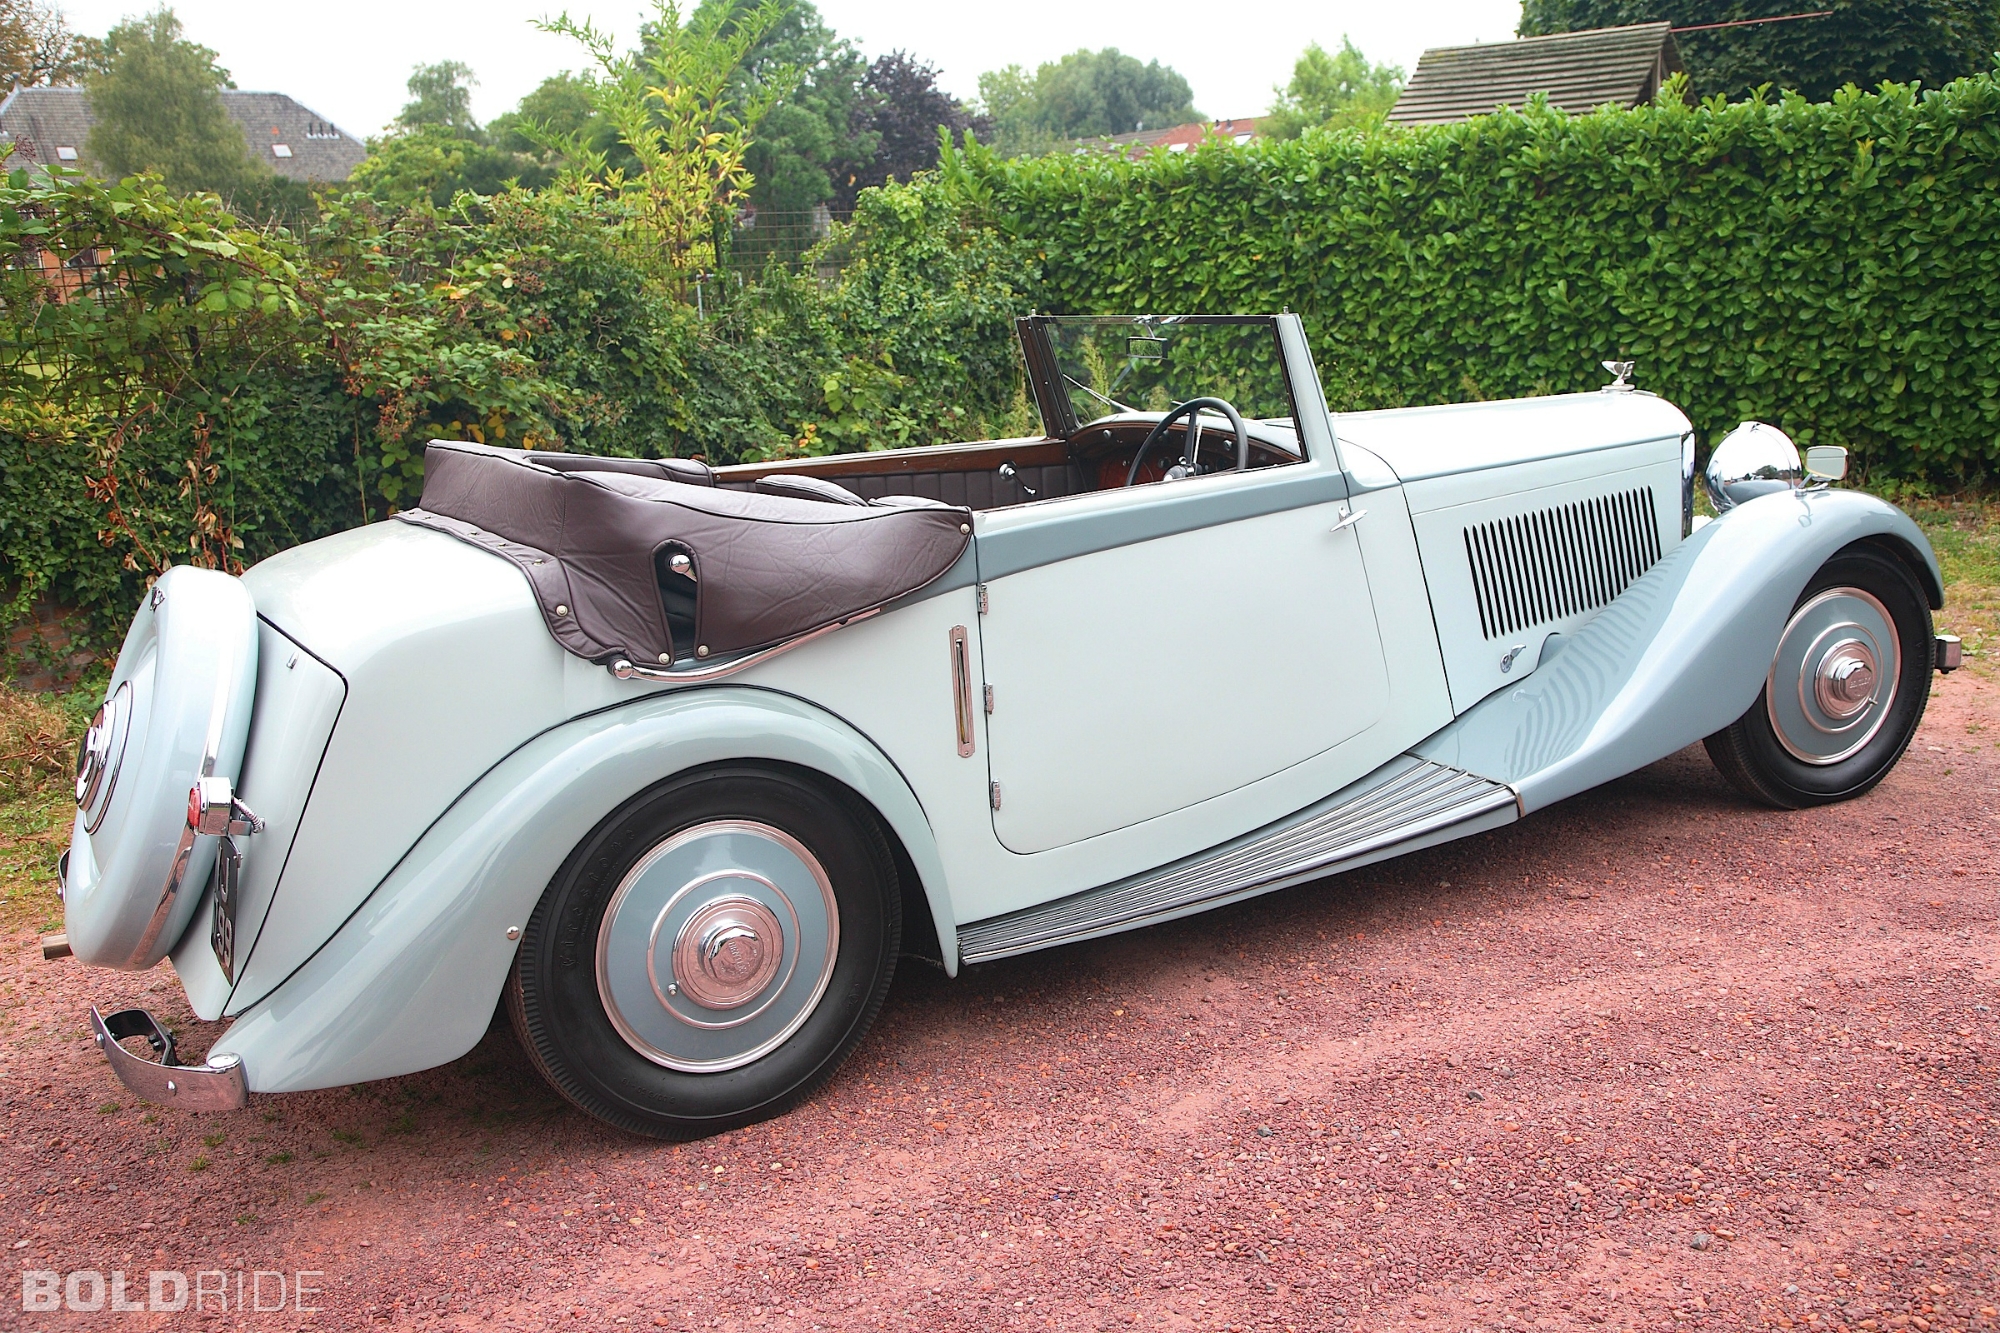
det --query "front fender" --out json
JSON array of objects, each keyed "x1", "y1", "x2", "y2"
[
  {"x1": 1418, "y1": 488, "x2": 1941, "y2": 812},
  {"x1": 210, "y1": 686, "x2": 955, "y2": 1094}
]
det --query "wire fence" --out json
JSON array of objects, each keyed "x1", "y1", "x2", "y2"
[
  {"x1": 720, "y1": 207, "x2": 852, "y2": 280},
  {"x1": 0, "y1": 221, "x2": 146, "y2": 376}
]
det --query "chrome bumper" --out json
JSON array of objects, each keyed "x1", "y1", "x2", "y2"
[
  {"x1": 1936, "y1": 634, "x2": 1963, "y2": 673},
  {"x1": 90, "y1": 1006, "x2": 247, "y2": 1112}
]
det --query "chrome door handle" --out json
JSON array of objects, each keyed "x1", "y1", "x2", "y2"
[
  {"x1": 949, "y1": 626, "x2": 976, "y2": 757},
  {"x1": 1330, "y1": 507, "x2": 1367, "y2": 534}
]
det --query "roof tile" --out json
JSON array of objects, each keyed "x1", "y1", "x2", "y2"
[
  {"x1": 0, "y1": 85, "x2": 365, "y2": 183},
  {"x1": 1389, "y1": 24, "x2": 1684, "y2": 125}
]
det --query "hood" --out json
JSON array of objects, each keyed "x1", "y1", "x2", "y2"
[{"x1": 1336, "y1": 391, "x2": 1693, "y2": 484}]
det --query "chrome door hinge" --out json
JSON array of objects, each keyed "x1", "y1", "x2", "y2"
[
  {"x1": 977, "y1": 584, "x2": 989, "y2": 615},
  {"x1": 983, "y1": 683, "x2": 994, "y2": 714},
  {"x1": 989, "y1": 781, "x2": 1003, "y2": 810}
]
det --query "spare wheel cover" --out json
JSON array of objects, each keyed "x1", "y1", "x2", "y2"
[{"x1": 64, "y1": 566, "x2": 258, "y2": 970}]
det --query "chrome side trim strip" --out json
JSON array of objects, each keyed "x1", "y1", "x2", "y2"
[
  {"x1": 957, "y1": 756, "x2": 1516, "y2": 965},
  {"x1": 610, "y1": 609, "x2": 882, "y2": 686},
  {"x1": 91, "y1": 1006, "x2": 248, "y2": 1111}
]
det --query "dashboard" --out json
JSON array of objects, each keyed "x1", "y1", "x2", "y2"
[{"x1": 1066, "y1": 413, "x2": 1305, "y2": 491}]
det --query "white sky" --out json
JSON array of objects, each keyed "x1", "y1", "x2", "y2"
[{"x1": 59, "y1": 0, "x2": 1523, "y2": 140}]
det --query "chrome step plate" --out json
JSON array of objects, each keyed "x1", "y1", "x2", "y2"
[{"x1": 957, "y1": 756, "x2": 1517, "y2": 965}]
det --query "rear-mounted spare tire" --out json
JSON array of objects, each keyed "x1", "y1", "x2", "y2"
[{"x1": 64, "y1": 566, "x2": 258, "y2": 969}]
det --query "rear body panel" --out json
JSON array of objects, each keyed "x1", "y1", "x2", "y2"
[{"x1": 222, "y1": 523, "x2": 587, "y2": 1014}]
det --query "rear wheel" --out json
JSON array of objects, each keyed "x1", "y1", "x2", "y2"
[
  {"x1": 1704, "y1": 546, "x2": 1932, "y2": 809},
  {"x1": 506, "y1": 765, "x2": 900, "y2": 1138}
]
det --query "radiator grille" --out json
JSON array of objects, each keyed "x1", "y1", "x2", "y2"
[{"x1": 1463, "y1": 486, "x2": 1661, "y2": 640}]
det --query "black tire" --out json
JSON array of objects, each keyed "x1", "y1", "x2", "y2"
[
  {"x1": 1704, "y1": 544, "x2": 1932, "y2": 809},
  {"x1": 506, "y1": 764, "x2": 901, "y2": 1139}
]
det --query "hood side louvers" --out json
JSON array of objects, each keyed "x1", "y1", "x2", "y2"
[{"x1": 1463, "y1": 486, "x2": 1661, "y2": 640}]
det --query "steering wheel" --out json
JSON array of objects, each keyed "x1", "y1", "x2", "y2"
[{"x1": 1124, "y1": 397, "x2": 1250, "y2": 488}]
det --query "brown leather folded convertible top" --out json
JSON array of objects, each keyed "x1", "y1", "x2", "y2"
[{"x1": 397, "y1": 441, "x2": 972, "y2": 666}]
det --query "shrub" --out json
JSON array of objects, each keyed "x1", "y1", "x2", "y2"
[{"x1": 917, "y1": 71, "x2": 2000, "y2": 484}]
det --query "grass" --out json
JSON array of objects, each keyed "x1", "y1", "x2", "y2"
[
  {"x1": 0, "y1": 683, "x2": 81, "y2": 936},
  {"x1": 1902, "y1": 494, "x2": 2000, "y2": 672}
]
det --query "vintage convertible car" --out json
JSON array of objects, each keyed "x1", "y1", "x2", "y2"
[{"x1": 58, "y1": 314, "x2": 1959, "y2": 1138}]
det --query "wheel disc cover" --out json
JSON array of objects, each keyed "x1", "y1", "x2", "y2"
[
  {"x1": 595, "y1": 820, "x2": 839, "y2": 1073},
  {"x1": 1766, "y1": 587, "x2": 1900, "y2": 766}
]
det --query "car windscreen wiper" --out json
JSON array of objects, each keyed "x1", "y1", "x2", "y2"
[{"x1": 1064, "y1": 375, "x2": 1136, "y2": 416}]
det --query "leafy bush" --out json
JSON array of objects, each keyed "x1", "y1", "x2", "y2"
[
  {"x1": 0, "y1": 168, "x2": 356, "y2": 656},
  {"x1": 917, "y1": 71, "x2": 2000, "y2": 484},
  {"x1": 11, "y1": 70, "x2": 2000, "y2": 665}
]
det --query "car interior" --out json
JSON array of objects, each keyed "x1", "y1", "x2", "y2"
[{"x1": 708, "y1": 314, "x2": 1309, "y2": 511}]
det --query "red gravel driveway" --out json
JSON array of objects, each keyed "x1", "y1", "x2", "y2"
[{"x1": 4, "y1": 673, "x2": 1996, "y2": 1332}]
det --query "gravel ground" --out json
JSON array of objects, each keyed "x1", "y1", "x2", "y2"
[{"x1": 3, "y1": 671, "x2": 1996, "y2": 1332}]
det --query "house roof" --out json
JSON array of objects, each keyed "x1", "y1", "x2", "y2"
[
  {"x1": 1388, "y1": 23, "x2": 1684, "y2": 125},
  {"x1": 0, "y1": 85, "x2": 366, "y2": 183},
  {"x1": 1092, "y1": 117, "x2": 1265, "y2": 154}
]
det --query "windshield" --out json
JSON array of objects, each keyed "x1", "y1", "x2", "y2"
[{"x1": 1020, "y1": 315, "x2": 1298, "y2": 440}]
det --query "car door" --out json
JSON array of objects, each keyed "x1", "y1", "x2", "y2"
[{"x1": 973, "y1": 314, "x2": 1390, "y2": 855}]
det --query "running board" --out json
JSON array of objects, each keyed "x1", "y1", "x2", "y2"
[{"x1": 957, "y1": 756, "x2": 1518, "y2": 966}]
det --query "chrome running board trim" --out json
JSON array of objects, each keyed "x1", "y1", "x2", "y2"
[{"x1": 957, "y1": 756, "x2": 1517, "y2": 965}]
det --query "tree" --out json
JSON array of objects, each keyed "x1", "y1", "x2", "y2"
[
  {"x1": 699, "y1": 0, "x2": 870, "y2": 218},
  {"x1": 355, "y1": 60, "x2": 556, "y2": 207},
  {"x1": 395, "y1": 60, "x2": 480, "y2": 134},
  {"x1": 537, "y1": 0, "x2": 796, "y2": 286},
  {"x1": 834, "y1": 51, "x2": 984, "y2": 211},
  {"x1": 978, "y1": 48, "x2": 1200, "y2": 154},
  {"x1": 349, "y1": 126, "x2": 554, "y2": 207},
  {"x1": 84, "y1": 8, "x2": 266, "y2": 198},
  {"x1": 1516, "y1": 0, "x2": 2000, "y2": 101},
  {"x1": 0, "y1": 0, "x2": 101, "y2": 87},
  {"x1": 489, "y1": 71, "x2": 604, "y2": 152},
  {"x1": 1265, "y1": 38, "x2": 1404, "y2": 137}
]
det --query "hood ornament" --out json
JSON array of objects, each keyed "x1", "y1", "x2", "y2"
[{"x1": 1600, "y1": 360, "x2": 1636, "y2": 392}]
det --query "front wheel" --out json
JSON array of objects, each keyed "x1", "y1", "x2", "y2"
[
  {"x1": 506, "y1": 765, "x2": 901, "y2": 1138},
  {"x1": 1704, "y1": 545, "x2": 1932, "y2": 809}
]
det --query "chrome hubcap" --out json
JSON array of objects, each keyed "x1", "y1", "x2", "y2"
[
  {"x1": 672, "y1": 895, "x2": 783, "y2": 1010},
  {"x1": 597, "y1": 820, "x2": 838, "y2": 1073},
  {"x1": 75, "y1": 681, "x2": 132, "y2": 833},
  {"x1": 1767, "y1": 587, "x2": 1900, "y2": 766},
  {"x1": 1813, "y1": 642, "x2": 1877, "y2": 719}
]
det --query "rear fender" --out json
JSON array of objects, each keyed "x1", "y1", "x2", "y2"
[
  {"x1": 1417, "y1": 488, "x2": 1941, "y2": 812},
  {"x1": 210, "y1": 687, "x2": 953, "y2": 1093}
]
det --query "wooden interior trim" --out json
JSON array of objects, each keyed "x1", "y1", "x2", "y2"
[{"x1": 714, "y1": 436, "x2": 1069, "y2": 481}]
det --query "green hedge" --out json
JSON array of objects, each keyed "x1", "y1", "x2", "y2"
[
  {"x1": 9, "y1": 74, "x2": 1999, "y2": 668},
  {"x1": 914, "y1": 72, "x2": 2000, "y2": 483}
]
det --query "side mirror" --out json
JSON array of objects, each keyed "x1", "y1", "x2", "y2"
[{"x1": 1804, "y1": 445, "x2": 1848, "y2": 482}]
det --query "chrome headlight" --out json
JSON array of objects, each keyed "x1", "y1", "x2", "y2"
[{"x1": 1703, "y1": 421, "x2": 1800, "y2": 513}]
